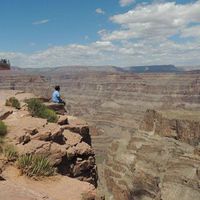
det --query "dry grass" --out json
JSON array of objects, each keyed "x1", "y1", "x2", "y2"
[
  {"x1": 3, "y1": 144, "x2": 18, "y2": 161},
  {"x1": 17, "y1": 154, "x2": 54, "y2": 177}
]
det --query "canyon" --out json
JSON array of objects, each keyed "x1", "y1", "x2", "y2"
[
  {"x1": 0, "y1": 66, "x2": 200, "y2": 199},
  {"x1": 0, "y1": 90, "x2": 101, "y2": 200}
]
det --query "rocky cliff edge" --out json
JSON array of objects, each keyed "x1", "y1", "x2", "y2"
[
  {"x1": 103, "y1": 109, "x2": 200, "y2": 200},
  {"x1": 0, "y1": 90, "x2": 100, "y2": 200}
]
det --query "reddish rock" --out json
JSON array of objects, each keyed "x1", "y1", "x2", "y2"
[
  {"x1": 63, "y1": 130, "x2": 82, "y2": 146},
  {"x1": 63, "y1": 123, "x2": 91, "y2": 145},
  {"x1": 0, "y1": 108, "x2": 13, "y2": 120},
  {"x1": 44, "y1": 102, "x2": 67, "y2": 115},
  {"x1": 57, "y1": 115, "x2": 69, "y2": 125}
]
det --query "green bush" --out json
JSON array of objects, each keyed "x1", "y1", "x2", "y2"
[
  {"x1": 0, "y1": 121, "x2": 7, "y2": 137},
  {"x1": 17, "y1": 154, "x2": 54, "y2": 177},
  {"x1": 3, "y1": 144, "x2": 18, "y2": 161},
  {"x1": 26, "y1": 98, "x2": 58, "y2": 123},
  {"x1": 41, "y1": 108, "x2": 58, "y2": 123},
  {"x1": 5, "y1": 97, "x2": 20, "y2": 109}
]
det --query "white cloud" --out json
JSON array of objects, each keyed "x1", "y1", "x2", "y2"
[
  {"x1": 1, "y1": 1, "x2": 200, "y2": 69},
  {"x1": 95, "y1": 8, "x2": 105, "y2": 15},
  {"x1": 1, "y1": 38, "x2": 200, "y2": 68},
  {"x1": 106, "y1": 1, "x2": 200, "y2": 41},
  {"x1": 181, "y1": 26, "x2": 200, "y2": 38},
  {"x1": 119, "y1": 0, "x2": 135, "y2": 7},
  {"x1": 32, "y1": 19, "x2": 50, "y2": 25}
]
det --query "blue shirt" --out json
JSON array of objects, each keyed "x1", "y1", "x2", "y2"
[{"x1": 52, "y1": 90, "x2": 60, "y2": 103}]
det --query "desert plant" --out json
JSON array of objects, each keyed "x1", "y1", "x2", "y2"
[
  {"x1": 26, "y1": 98, "x2": 58, "y2": 123},
  {"x1": 41, "y1": 108, "x2": 58, "y2": 123},
  {"x1": 0, "y1": 121, "x2": 7, "y2": 137},
  {"x1": 5, "y1": 97, "x2": 20, "y2": 109},
  {"x1": 17, "y1": 154, "x2": 33, "y2": 169},
  {"x1": 17, "y1": 154, "x2": 54, "y2": 177},
  {"x1": 3, "y1": 144, "x2": 18, "y2": 161}
]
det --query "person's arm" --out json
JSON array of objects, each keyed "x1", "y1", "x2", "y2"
[{"x1": 57, "y1": 92, "x2": 65, "y2": 104}]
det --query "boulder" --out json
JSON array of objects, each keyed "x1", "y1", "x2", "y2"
[
  {"x1": 63, "y1": 130, "x2": 82, "y2": 146},
  {"x1": 57, "y1": 115, "x2": 68, "y2": 125},
  {"x1": 67, "y1": 142, "x2": 94, "y2": 157},
  {"x1": 17, "y1": 140, "x2": 66, "y2": 166},
  {"x1": 0, "y1": 107, "x2": 13, "y2": 120},
  {"x1": 32, "y1": 123, "x2": 65, "y2": 144},
  {"x1": 63, "y1": 118, "x2": 91, "y2": 145},
  {"x1": 44, "y1": 102, "x2": 67, "y2": 115}
]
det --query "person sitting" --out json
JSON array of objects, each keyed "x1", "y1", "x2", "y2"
[{"x1": 52, "y1": 85, "x2": 66, "y2": 105}]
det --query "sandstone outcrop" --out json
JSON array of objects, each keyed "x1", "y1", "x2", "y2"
[
  {"x1": 140, "y1": 109, "x2": 200, "y2": 146},
  {"x1": 104, "y1": 131, "x2": 200, "y2": 200},
  {"x1": 0, "y1": 90, "x2": 98, "y2": 200},
  {"x1": 1, "y1": 166, "x2": 96, "y2": 200}
]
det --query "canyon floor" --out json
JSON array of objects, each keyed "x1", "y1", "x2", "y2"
[{"x1": 0, "y1": 67, "x2": 200, "y2": 199}]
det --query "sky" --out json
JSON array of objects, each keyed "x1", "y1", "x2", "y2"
[{"x1": 0, "y1": 0, "x2": 200, "y2": 68}]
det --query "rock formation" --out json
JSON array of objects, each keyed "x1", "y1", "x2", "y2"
[
  {"x1": 140, "y1": 109, "x2": 200, "y2": 146},
  {"x1": 104, "y1": 129, "x2": 200, "y2": 200},
  {"x1": 0, "y1": 90, "x2": 98, "y2": 200},
  {"x1": 1, "y1": 67, "x2": 200, "y2": 199}
]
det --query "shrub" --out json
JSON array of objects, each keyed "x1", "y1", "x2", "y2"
[
  {"x1": 3, "y1": 144, "x2": 18, "y2": 161},
  {"x1": 17, "y1": 154, "x2": 54, "y2": 177},
  {"x1": 0, "y1": 121, "x2": 7, "y2": 137},
  {"x1": 41, "y1": 108, "x2": 58, "y2": 123},
  {"x1": 5, "y1": 97, "x2": 20, "y2": 109},
  {"x1": 26, "y1": 98, "x2": 58, "y2": 123}
]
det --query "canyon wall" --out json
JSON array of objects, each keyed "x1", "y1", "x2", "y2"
[
  {"x1": 1, "y1": 67, "x2": 200, "y2": 199},
  {"x1": 140, "y1": 109, "x2": 200, "y2": 146},
  {"x1": 1, "y1": 69, "x2": 200, "y2": 156},
  {"x1": 104, "y1": 130, "x2": 200, "y2": 200}
]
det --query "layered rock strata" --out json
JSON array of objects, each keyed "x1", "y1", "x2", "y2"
[
  {"x1": 1, "y1": 69, "x2": 200, "y2": 160},
  {"x1": 140, "y1": 109, "x2": 200, "y2": 146},
  {"x1": 1, "y1": 68, "x2": 200, "y2": 199},
  {"x1": 104, "y1": 131, "x2": 200, "y2": 200}
]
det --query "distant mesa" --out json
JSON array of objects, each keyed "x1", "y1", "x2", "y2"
[
  {"x1": 116, "y1": 65, "x2": 181, "y2": 73},
  {"x1": 0, "y1": 59, "x2": 11, "y2": 70}
]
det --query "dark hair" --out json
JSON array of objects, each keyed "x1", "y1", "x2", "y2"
[{"x1": 55, "y1": 85, "x2": 60, "y2": 91}]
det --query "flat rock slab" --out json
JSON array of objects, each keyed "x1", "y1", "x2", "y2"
[
  {"x1": 44, "y1": 102, "x2": 67, "y2": 115},
  {"x1": 0, "y1": 181, "x2": 54, "y2": 200},
  {"x1": 2, "y1": 166, "x2": 95, "y2": 200}
]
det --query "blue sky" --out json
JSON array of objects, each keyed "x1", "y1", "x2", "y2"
[
  {"x1": 0, "y1": 0, "x2": 200, "y2": 68},
  {"x1": 0, "y1": 0, "x2": 130, "y2": 52}
]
